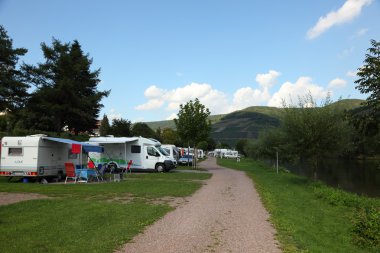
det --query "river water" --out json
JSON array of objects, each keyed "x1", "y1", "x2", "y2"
[{"x1": 277, "y1": 159, "x2": 380, "y2": 198}]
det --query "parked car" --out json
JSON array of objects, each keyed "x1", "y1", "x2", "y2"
[{"x1": 178, "y1": 155, "x2": 193, "y2": 165}]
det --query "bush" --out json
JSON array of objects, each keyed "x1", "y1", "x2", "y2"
[{"x1": 352, "y1": 207, "x2": 380, "y2": 249}]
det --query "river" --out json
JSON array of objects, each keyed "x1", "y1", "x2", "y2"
[{"x1": 277, "y1": 159, "x2": 380, "y2": 198}]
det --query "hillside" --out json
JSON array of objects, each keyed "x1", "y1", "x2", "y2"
[{"x1": 145, "y1": 99, "x2": 365, "y2": 146}]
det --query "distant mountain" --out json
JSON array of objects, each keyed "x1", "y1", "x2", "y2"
[{"x1": 145, "y1": 99, "x2": 365, "y2": 147}]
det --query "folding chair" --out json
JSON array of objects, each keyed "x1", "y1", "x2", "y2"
[
  {"x1": 64, "y1": 162, "x2": 78, "y2": 184},
  {"x1": 95, "y1": 163, "x2": 105, "y2": 181},
  {"x1": 127, "y1": 160, "x2": 133, "y2": 174}
]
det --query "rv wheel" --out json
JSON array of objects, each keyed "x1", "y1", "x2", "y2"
[
  {"x1": 155, "y1": 164, "x2": 164, "y2": 173},
  {"x1": 57, "y1": 171, "x2": 64, "y2": 182}
]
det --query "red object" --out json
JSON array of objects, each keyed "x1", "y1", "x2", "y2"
[
  {"x1": 72, "y1": 144, "x2": 81, "y2": 154},
  {"x1": 88, "y1": 160, "x2": 95, "y2": 169}
]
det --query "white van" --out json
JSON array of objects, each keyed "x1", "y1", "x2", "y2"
[
  {"x1": 87, "y1": 136, "x2": 175, "y2": 172},
  {"x1": 0, "y1": 135, "x2": 102, "y2": 179},
  {"x1": 161, "y1": 144, "x2": 179, "y2": 165}
]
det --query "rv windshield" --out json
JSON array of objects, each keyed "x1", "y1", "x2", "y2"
[{"x1": 157, "y1": 146, "x2": 169, "y2": 156}]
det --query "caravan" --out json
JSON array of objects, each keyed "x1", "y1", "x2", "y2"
[
  {"x1": 87, "y1": 136, "x2": 175, "y2": 172},
  {"x1": 0, "y1": 135, "x2": 102, "y2": 180},
  {"x1": 161, "y1": 144, "x2": 179, "y2": 165}
]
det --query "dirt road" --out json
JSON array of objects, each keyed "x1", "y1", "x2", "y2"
[{"x1": 118, "y1": 157, "x2": 281, "y2": 253}]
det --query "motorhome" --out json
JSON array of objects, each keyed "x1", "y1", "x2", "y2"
[
  {"x1": 161, "y1": 144, "x2": 179, "y2": 165},
  {"x1": 0, "y1": 135, "x2": 102, "y2": 180},
  {"x1": 87, "y1": 136, "x2": 175, "y2": 172}
]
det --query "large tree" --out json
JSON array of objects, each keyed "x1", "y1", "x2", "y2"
[
  {"x1": 282, "y1": 94, "x2": 349, "y2": 180},
  {"x1": 351, "y1": 39, "x2": 380, "y2": 137},
  {"x1": 131, "y1": 122, "x2": 156, "y2": 139},
  {"x1": 110, "y1": 118, "x2": 131, "y2": 137},
  {"x1": 22, "y1": 38, "x2": 109, "y2": 133},
  {"x1": 99, "y1": 114, "x2": 110, "y2": 136},
  {"x1": 0, "y1": 25, "x2": 29, "y2": 113},
  {"x1": 174, "y1": 98, "x2": 211, "y2": 147}
]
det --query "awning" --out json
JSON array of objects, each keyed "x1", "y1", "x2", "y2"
[
  {"x1": 42, "y1": 137, "x2": 104, "y2": 153},
  {"x1": 87, "y1": 137, "x2": 139, "y2": 144}
]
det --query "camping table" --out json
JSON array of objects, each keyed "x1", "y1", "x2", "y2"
[{"x1": 75, "y1": 168, "x2": 98, "y2": 182}]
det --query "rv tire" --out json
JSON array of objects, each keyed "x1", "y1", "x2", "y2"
[
  {"x1": 155, "y1": 163, "x2": 165, "y2": 173},
  {"x1": 57, "y1": 171, "x2": 64, "y2": 182}
]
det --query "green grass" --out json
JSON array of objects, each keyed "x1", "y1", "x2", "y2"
[
  {"x1": 0, "y1": 172, "x2": 211, "y2": 253},
  {"x1": 218, "y1": 158, "x2": 380, "y2": 253}
]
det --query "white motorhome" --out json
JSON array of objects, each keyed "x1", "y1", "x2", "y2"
[
  {"x1": 224, "y1": 150, "x2": 240, "y2": 159},
  {"x1": 0, "y1": 135, "x2": 102, "y2": 179},
  {"x1": 161, "y1": 144, "x2": 179, "y2": 165},
  {"x1": 87, "y1": 136, "x2": 175, "y2": 172}
]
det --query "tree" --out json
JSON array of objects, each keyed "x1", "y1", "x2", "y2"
[
  {"x1": 355, "y1": 39, "x2": 380, "y2": 115},
  {"x1": 161, "y1": 128, "x2": 179, "y2": 145},
  {"x1": 174, "y1": 98, "x2": 211, "y2": 147},
  {"x1": 282, "y1": 94, "x2": 349, "y2": 180},
  {"x1": 197, "y1": 140, "x2": 208, "y2": 151},
  {"x1": 235, "y1": 139, "x2": 248, "y2": 156},
  {"x1": 99, "y1": 114, "x2": 110, "y2": 136},
  {"x1": 21, "y1": 38, "x2": 109, "y2": 133},
  {"x1": 0, "y1": 25, "x2": 29, "y2": 114},
  {"x1": 351, "y1": 39, "x2": 380, "y2": 137},
  {"x1": 110, "y1": 118, "x2": 131, "y2": 137},
  {"x1": 131, "y1": 122, "x2": 156, "y2": 138}
]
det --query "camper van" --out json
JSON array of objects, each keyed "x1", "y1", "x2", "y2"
[
  {"x1": 87, "y1": 136, "x2": 175, "y2": 172},
  {"x1": 161, "y1": 144, "x2": 179, "y2": 165},
  {"x1": 0, "y1": 135, "x2": 101, "y2": 179}
]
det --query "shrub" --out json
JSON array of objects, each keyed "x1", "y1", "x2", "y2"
[{"x1": 352, "y1": 207, "x2": 380, "y2": 249}]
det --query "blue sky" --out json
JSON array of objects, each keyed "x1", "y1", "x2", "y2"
[{"x1": 1, "y1": 0, "x2": 379, "y2": 122}]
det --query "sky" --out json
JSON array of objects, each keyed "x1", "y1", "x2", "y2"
[{"x1": 1, "y1": 0, "x2": 379, "y2": 122}]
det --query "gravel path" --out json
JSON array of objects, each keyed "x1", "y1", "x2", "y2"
[{"x1": 118, "y1": 157, "x2": 281, "y2": 253}]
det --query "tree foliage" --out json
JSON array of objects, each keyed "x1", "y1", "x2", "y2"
[
  {"x1": 99, "y1": 114, "x2": 110, "y2": 136},
  {"x1": 110, "y1": 118, "x2": 131, "y2": 137},
  {"x1": 0, "y1": 25, "x2": 29, "y2": 113},
  {"x1": 160, "y1": 128, "x2": 179, "y2": 145},
  {"x1": 350, "y1": 39, "x2": 380, "y2": 138},
  {"x1": 21, "y1": 38, "x2": 109, "y2": 133},
  {"x1": 355, "y1": 39, "x2": 380, "y2": 114},
  {"x1": 174, "y1": 98, "x2": 211, "y2": 146},
  {"x1": 131, "y1": 122, "x2": 156, "y2": 138},
  {"x1": 282, "y1": 94, "x2": 350, "y2": 178}
]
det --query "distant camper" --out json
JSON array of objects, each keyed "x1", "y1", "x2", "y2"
[
  {"x1": 87, "y1": 136, "x2": 176, "y2": 172},
  {"x1": 0, "y1": 135, "x2": 102, "y2": 180},
  {"x1": 161, "y1": 144, "x2": 179, "y2": 165}
]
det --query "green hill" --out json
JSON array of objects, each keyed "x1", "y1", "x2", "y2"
[{"x1": 145, "y1": 99, "x2": 365, "y2": 147}]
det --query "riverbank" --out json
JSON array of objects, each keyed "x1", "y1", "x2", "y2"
[{"x1": 218, "y1": 158, "x2": 380, "y2": 253}]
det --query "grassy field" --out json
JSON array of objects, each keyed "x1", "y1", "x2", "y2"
[
  {"x1": 0, "y1": 172, "x2": 211, "y2": 253},
  {"x1": 218, "y1": 158, "x2": 380, "y2": 253}
]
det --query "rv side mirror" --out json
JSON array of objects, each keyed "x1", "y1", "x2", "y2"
[{"x1": 155, "y1": 152, "x2": 160, "y2": 157}]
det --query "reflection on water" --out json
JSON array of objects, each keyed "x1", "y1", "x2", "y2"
[{"x1": 276, "y1": 159, "x2": 380, "y2": 198}]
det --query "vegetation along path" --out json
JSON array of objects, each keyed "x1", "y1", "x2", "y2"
[{"x1": 118, "y1": 157, "x2": 280, "y2": 253}]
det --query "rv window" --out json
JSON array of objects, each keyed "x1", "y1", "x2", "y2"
[
  {"x1": 131, "y1": 145, "x2": 141, "y2": 153},
  {"x1": 8, "y1": 147, "x2": 23, "y2": 156},
  {"x1": 147, "y1": 147, "x2": 159, "y2": 156}
]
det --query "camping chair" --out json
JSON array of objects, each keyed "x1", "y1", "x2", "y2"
[
  {"x1": 65, "y1": 162, "x2": 78, "y2": 184},
  {"x1": 126, "y1": 160, "x2": 133, "y2": 174}
]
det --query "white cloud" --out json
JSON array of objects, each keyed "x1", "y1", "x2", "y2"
[
  {"x1": 346, "y1": 70, "x2": 357, "y2": 77},
  {"x1": 255, "y1": 70, "x2": 281, "y2": 88},
  {"x1": 340, "y1": 46, "x2": 355, "y2": 58},
  {"x1": 230, "y1": 87, "x2": 271, "y2": 112},
  {"x1": 135, "y1": 99, "x2": 164, "y2": 110},
  {"x1": 268, "y1": 77, "x2": 329, "y2": 107},
  {"x1": 144, "y1": 85, "x2": 165, "y2": 98},
  {"x1": 307, "y1": 0, "x2": 373, "y2": 39},
  {"x1": 136, "y1": 82, "x2": 229, "y2": 115},
  {"x1": 356, "y1": 28, "x2": 369, "y2": 37},
  {"x1": 328, "y1": 78, "x2": 347, "y2": 89},
  {"x1": 108, "y1": 109, "x2": 122, "y2": 122},
  {"x1": 166, "y1": 113, "x2": 177, "y2": 120}
]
